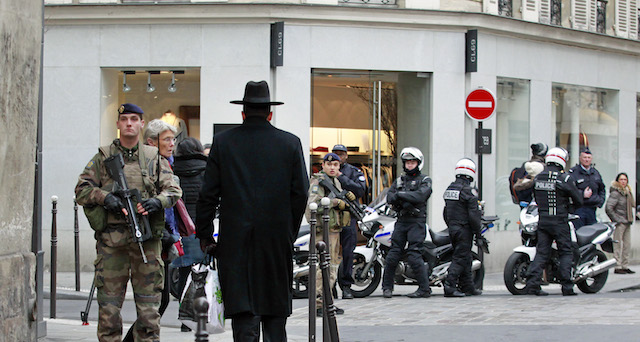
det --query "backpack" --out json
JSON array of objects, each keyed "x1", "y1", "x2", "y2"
[{"x1": 508, "y1": 163, "x2": 533, "y2": 204}]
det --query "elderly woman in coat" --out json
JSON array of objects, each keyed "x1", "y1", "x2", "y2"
[{"x1": 605, "y1": 172, "x2": 636, "y2": 274}]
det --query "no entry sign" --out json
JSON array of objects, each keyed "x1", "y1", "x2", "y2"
[{"x1": 465, "y1": 88, "x2": 496, "y2": 121}]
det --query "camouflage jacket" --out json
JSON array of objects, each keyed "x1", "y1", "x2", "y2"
[
  {"x1": 305, "y1": 172, "x2": 350, "y2": 233},
  {"x1": 75, "y1": 140, "x2": 182, "y2": 239}
]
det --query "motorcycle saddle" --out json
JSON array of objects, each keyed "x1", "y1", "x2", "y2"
[
  {"x1": 575, "y1": 223, "x2": 608, "y2": 247},
  {"x1": 429, "y1": 228, "x2": 451, "y2": 246}
]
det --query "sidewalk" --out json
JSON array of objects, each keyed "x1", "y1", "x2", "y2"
[{"x1": 43, "y1": 268, "x2": 640, "y2": 341}]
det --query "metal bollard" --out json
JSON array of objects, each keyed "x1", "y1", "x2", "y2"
[
  {"x1": 74, "y1": 197, "x2": 81, "y2": 292},
  {"x1": 194, "y1": 297, "x2": 209, "y2": 342},
  {"x1": 50, "y1": 195, "x2": 58, "y2": 319},
  {"x1": 308, "y1": 202, "x2": 318, "y2": 342},
  {"x1": 320, "y1": 197, "x2": 336, "y2": 342},
  {"x1": 317, "y1": 241, "x2": 340, "y2": 342}
]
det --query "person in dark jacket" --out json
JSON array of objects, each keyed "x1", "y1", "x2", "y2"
[
  {"x1": 172, "y1": 137, "x2": 208, "y2": 332},
  {"x1": 568, "y1": 147, "x2": 606, "y2": 228},
  {"x1": 443, "y1": 158, "x2": 484, "y2": 297},
  {"x1": 331, "y1": 144, "x2": 367, "y2": 299},
  {"x1": 196, "y1": 81, "x2": 309, "y2": 342},
  {"x1": 382, "y1": 147, "x2": 432, "y2": 299},
  {"x1": 524, "y1": 147, "x2": 584, "y2": 296}
]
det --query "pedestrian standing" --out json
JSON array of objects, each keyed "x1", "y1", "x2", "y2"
[
  {"x1": 382, "y1": 147, "x2": 432, "y2": 299},
  {"x1": 306, "y1": 153, "x2": 352, "y2": 316},
  {"x1": 331, "y1": 144, "x2": 366, "y2": 299},
  {"x1": 75, "y1": 103, "x2": 182, "y2": 342},
  {"x1": 196, "y1": 81, "x2": 309, "y2": 342},
  {"x1": 524, "y1": 147, "x2": 583, "y2": 296},
  {"x1": 443, "y1": 158, "x2": 485, "y2": 297},
  {"x1": 606, "y1": 172, "x2": 636, "y2": 274},
  {"x1": 569, "y1": 147, "x2": 606, "y2": 228}
]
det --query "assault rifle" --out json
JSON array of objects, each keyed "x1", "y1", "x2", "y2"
[
  {"x1": 104, "y1": 153, "x2": 152, "y2": 263},
  {"x1": 318, "y1": 175, "x2": 366, "y2": 222}
]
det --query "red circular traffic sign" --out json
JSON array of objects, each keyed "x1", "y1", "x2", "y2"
[{"x1": 465, "y1": 88, "x2": 496, "y2": 121}]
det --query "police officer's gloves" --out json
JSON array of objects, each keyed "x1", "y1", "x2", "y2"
[
  {"x1": 475, "y1": 236, "x2": 490, "y2": 254},
  {"x1": 103, "y1": 193, "x2": 124, "y2": 213},
  {"x1": 334, "y1": 199, "x2": 346, "y2": 210},
  {"x1": 345, "y1": 191, "x2": 356, "y2": 201},
  {"x1": 199, "y1": 237, "x2": 217, "y2": 257},
  {"x1": 141, "y1": 198, "x2": 162, "y2": 214}
]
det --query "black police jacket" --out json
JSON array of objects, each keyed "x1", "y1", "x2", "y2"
[
  {"x1": 337, "y1": 162, "x2": 366, "y2": 199},
  {"x1": 443, "y1": 176, "x2": 481, "y2": 235},
  {"x1": 386, "y1": 172, "x2": 432, "y2": 223},
  {"x1": 534, "y1": 164, "x2": 584, "y2": 224},
  {"x1": 568, "y1": 164, "x2": 606, "y2": 208}
]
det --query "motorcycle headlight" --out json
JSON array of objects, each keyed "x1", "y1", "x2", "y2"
[{"x1": 522, "y1": 222, "x2": 538, "y2": 233}]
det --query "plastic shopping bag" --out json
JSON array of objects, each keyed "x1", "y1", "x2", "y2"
[{"x1": 178, "y1": 262, "x2": 225, "y2": 334}]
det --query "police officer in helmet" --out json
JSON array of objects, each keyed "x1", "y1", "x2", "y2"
[
  {"x1": 382, "y1": 147, "x2": 432, "y2": 299},
  {"x1": 443, "y1": 158, "x2": 485, "y2": 297},
  {"x1": 524, "y1": 147, "x2": 583, "y2": 296}
]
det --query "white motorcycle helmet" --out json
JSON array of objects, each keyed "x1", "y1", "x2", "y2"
[
  {"x1": 545, "y1": 147, "x2": 568, "y2": 170},
  {"x1": 455, "y1": 158, "x2": 477, "y2": 181},
  {"x1": 399, "y1": 147, "x2": 424, "y2": 172}
]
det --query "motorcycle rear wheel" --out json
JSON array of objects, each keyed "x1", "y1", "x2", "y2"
[
  {"x1": 576, "y1": 249, "x2": 609, "y2": 294},
  {"x1": 503, "y1": 252, "x2": 530, "y2": 295},
  {"x1": 471, "y1": 252, "x2": 485, "y2": 290},
  {"x1": 346, "y1": 254, "x2": 382, "y2": 298}
]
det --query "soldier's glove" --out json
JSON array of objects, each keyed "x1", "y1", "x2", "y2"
[
  {"x1": 345, "y1": 191, "x2": 356, "y2": 201},
  {"x1": 199, "y1": 237, "x2": 217, "y2": 257},
  {"x1": 141, "y1": 198, "x2": 162, "y2": 214},
  {"x1": 103, "y1": 193, "x2": 124, "y2": 213},
  {"x1": 475, "y1": 236, "x2": 490, "y2": 254},
  {"x1": 334, "y1": 199, "x2": 346, "y2": 210}
]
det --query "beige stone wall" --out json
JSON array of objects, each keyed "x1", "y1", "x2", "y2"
[{"x1": 0, "y1": 0, "x2": 42, "y2": 340}]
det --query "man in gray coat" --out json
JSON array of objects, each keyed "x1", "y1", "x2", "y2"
[{"x1": 196, "y1": 81, "x2": 309, "y2": 341}]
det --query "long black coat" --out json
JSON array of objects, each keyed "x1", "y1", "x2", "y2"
[{"x1": 196, "y1": 116, "x2": 309, "y2": 318}]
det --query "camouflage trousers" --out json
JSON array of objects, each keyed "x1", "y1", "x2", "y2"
[
  {"x1": 315, "y1": 231, "x2": 342, "y2": 308},
  {"x1": 94, "y1": 238, "x2": 164, "y2": 342}
]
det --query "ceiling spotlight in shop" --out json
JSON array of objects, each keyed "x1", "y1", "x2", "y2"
[
  {"x1": 147, "y1": 71, "x2": 160, "y2": 93},
  {"x1": 168, "y1": 70, "x2": 184, "y2": 93},
  {"x1": 122, "y1": 71, "x2": 135, "y2": 93}
]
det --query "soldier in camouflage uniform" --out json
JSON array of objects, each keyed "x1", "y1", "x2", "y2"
[
  {"x1": 305, "y1": 153, "x2": 354, "y2": 317},
  {"x1": 75, "y1": 103, "x2": 182, "y2": 342}
]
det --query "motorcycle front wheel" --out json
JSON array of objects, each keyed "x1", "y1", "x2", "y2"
[
  {"x1": 503, "y1": 252, "x2": 531, "y2": 295},
  {"x1": 344, "y1": 254, "x2": 382, "y2": 298},
  {"x1": 576, "y1": 249, "x2": 609, "y2": 294}
]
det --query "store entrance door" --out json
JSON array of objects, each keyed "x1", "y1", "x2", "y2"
[{"x1": 311, "y1": 69, "x2": 431, "y2": 204}]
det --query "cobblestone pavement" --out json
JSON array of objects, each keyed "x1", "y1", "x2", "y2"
[{"x1": 44, "y1": 271, "x2": 640, "y2": 341}]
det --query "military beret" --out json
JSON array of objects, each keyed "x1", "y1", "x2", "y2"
[
  {"x1": 323, "y1": 153, "x2": 341, "y2": 163},
  {"x1": 580, "y1": 147, "x2": 592, "y2": 155},
  {"x1": 332, "y1": 144, "x2": 348, "y2": 152},
  {"x1": 118, "y1": 103, "x2": 144, "y2": 115}
]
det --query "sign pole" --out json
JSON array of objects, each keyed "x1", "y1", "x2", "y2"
[{"x1": 477, "y1": 121, "x2": 483, "y2": 201}]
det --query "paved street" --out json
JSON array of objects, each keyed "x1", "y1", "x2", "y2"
[{"x1": 44, "y1": 270, "x2": 640, "y2": 341}]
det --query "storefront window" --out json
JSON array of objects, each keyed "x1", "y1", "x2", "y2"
[
  {"x1": 101, "y1": 68, "x2": 201, "y2": 146},
  {"x1": 553, "y1": 83, "x2": 619, "y2": 222},
  {"x1": 311, "y1": 70, "x2": 430, "y2": 204},
  {"x1": 495, "y1": 78, "x2": 530, "y2": 231}
]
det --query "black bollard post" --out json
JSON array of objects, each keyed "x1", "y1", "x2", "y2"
[
  {"x1": 317, "y1": 241, "x2": 340, "y2": 342},
  {"x1": 50, "y1": 195, "x2": 58, "y2": 319},
  {"x1": 308, "y1": 202, "x2": 318, "y2": 342},
  {"x1": 194, "y1": 297, "x2": 209, "y2": 342},
  {"x1": 320, "y1": 197, "x2": 332, "y2": 342},
  {"x1": 74, "y1": 196, "x2": 80, "y2": 292}
]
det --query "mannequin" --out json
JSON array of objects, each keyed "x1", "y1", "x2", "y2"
[{"x1": 161, "y1": 110, "x2": 188, "y2": 144}]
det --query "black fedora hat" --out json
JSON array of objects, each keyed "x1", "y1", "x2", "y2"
[{"x1": 230, "y1": 80, "x2": 283, "y2": 106}]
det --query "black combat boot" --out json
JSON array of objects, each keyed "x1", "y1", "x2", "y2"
[{"x1": 444, "y1": 280, "x2": 465, "y2": 298}]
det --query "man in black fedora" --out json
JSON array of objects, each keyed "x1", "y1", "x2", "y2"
[{"x1": 196, "y1": 80, "x2": 309, "y2": 341}]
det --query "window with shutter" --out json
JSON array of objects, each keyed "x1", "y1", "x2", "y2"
[
  {"x1": 523, "y1": 0, "x2": 540, "y2": 22},
  {"x1": 573, "y1": 0, "x2": 590, "y2": 30},
  {"x1": 629, "y1": 0, "x2": 638, "y2": 39},
  {"x1": 540, "y1": 0, "x2": 551, "y2": 24},
  {"x1": 616, "y1": 0, "x2": 630, "y2": 38},
  {"x1": 484, "y1": 0, "x2": 499, "y2": 14}
]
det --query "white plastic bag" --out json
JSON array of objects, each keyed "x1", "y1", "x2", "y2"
[{"x1": 178, "y1": 263, "x2": 225, "y2": 334}]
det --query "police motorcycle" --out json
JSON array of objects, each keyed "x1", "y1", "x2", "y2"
[
  {"x1": 342, "y1": 189, "x2": 497, "y2": 298},
  {"x1": 503, "y1": 201, "x2": 617, "y2": 295}
]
